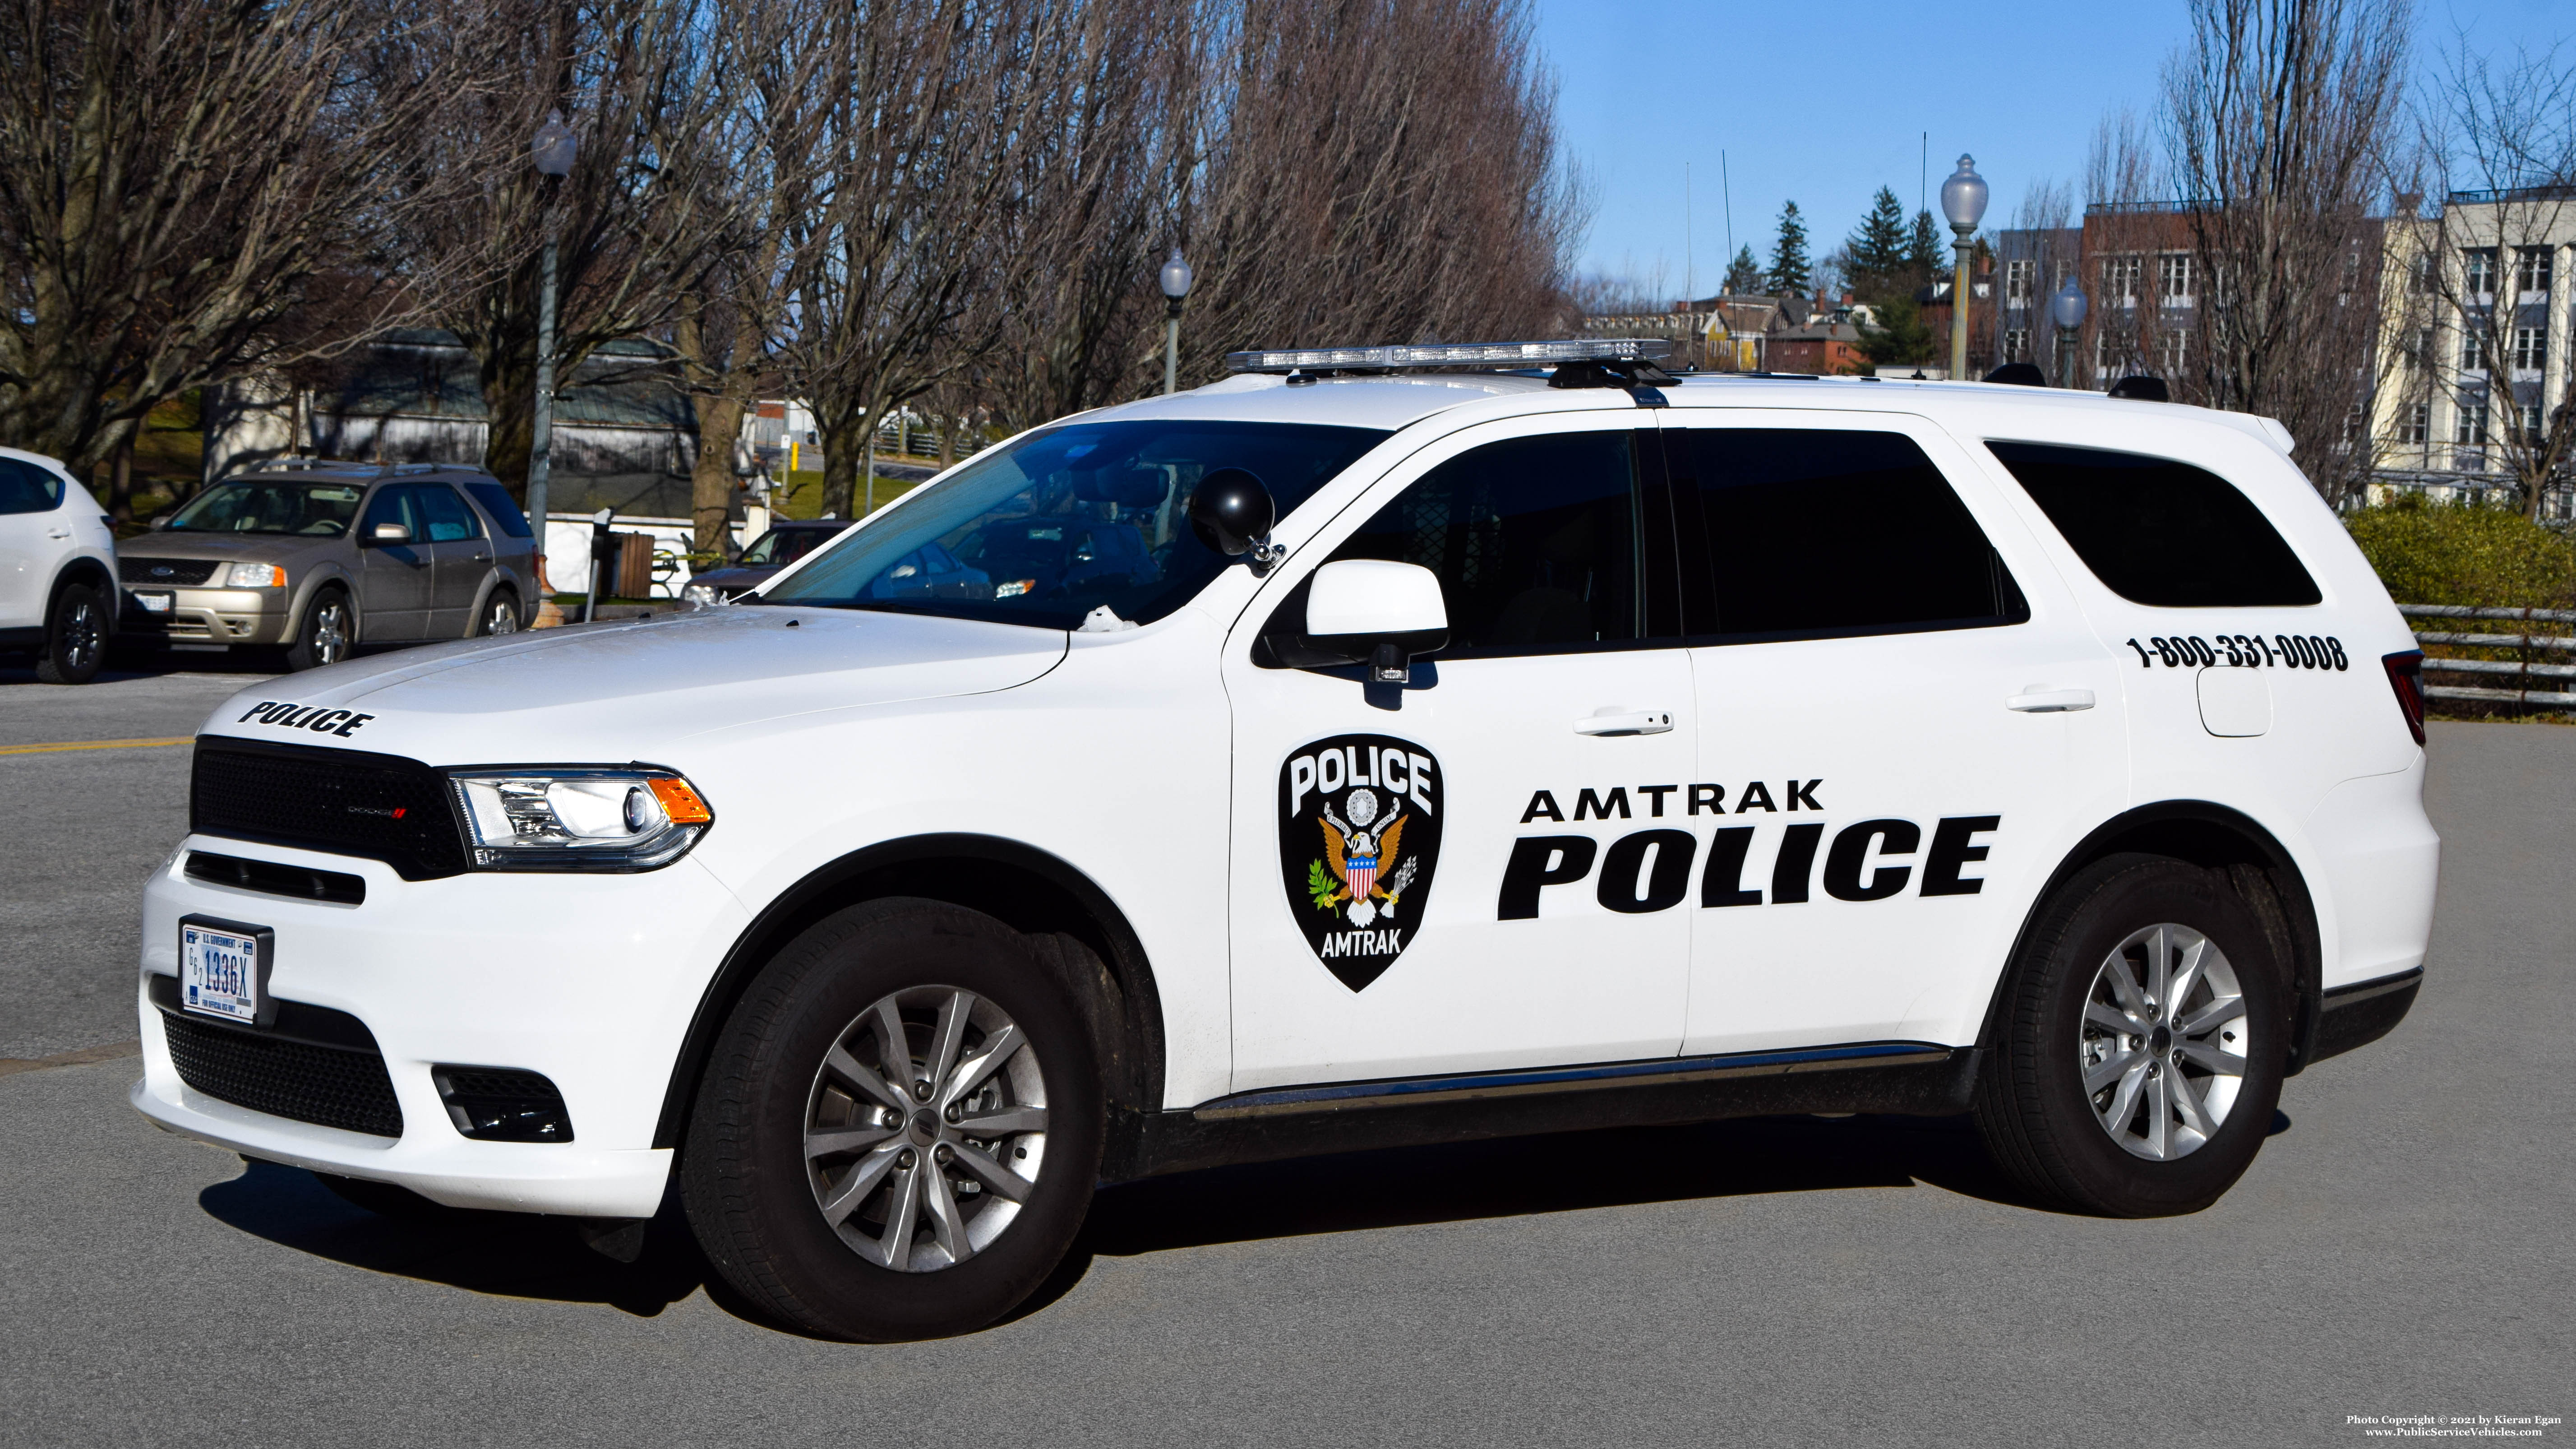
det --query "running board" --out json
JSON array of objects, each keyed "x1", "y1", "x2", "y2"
[{"x1": 1105, "y1": 1042, "x2": 1978, "y2": 1184}]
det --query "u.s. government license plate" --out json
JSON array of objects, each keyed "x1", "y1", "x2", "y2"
[{"x1": 180, "y1": 921, "x2": 265, "y2": 1025}]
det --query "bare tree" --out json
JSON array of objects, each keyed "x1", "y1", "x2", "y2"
[
  {"x1": 0, "y1": 0, "x2": 498, "y2": 474},
  {"x1": 2396, "y1": 41, "x2": 2576, "y2": 519},
  {"x1": 2163, "y1": 0, "x2": 2410, "y2": 503}
]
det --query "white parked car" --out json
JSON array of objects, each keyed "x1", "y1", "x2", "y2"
[
  {"x1": 0, "y1": 444, "x2": 116, "y2": 683},
  {"x1": 132, "y1": 342, "x2": 2437, "y2": 1340}
]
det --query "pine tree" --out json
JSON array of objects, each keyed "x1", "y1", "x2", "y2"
[
  {"x1": 1907, "y1": 208, "x2": 1946, "y2": 284},
  {"x1": 1766, "y1": 201, "x2": 1811, "y2": 297},
  {"x1": 1846, "y1": 187, "x2": 1910, "y2": 300},
  {"x1": 1722, "y1": 245, "x2": 1762, "y2": 295}
]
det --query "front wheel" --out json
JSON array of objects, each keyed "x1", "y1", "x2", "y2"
[
  {"x1": 32, "y1": 581, "x2": 104, "y2": 684},
  {"x1": 682, "y1": 898, "x2": 1103, "y2": 1341},
  {"x1": 283, "y1": 588, "x2": 352, "y2": 671},
  {"x1": 1973, "y1": 855, "x2": 2290, "y2": 1217}
]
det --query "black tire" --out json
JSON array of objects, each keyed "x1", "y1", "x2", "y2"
[
  {"x1": 682, "y1": 898, "x2": 1104, "y2": 1341},
  {"x1": 476, "y1": 589, "x2": 522, "y2": 637},
  {"x1": 1974, "y1": 855, "x2": 2290, "y2": 1217},
  {"x1": 32, "y1": 581, "x2": 104, "y2": 684},
  {"x1": 282, "y1": 588, "x2": 353, "y2": 671}
]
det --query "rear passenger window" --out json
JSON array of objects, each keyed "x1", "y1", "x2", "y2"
[
  {"x1": 1985, "y1": 441, "x2": 2320, "y2": 607},
  {"x1": 0, "y1": 458, "x2": 64, "y2": 514},
  {"x1": 1325, "y1": 431, "x2": 1644, "y2": 657},
  {"x1": 1673, "y1": 428, "x2": 2027, "y2": 640},
  {"x1": 415, "y1": 485, "x2": 483, "y2": 542}
]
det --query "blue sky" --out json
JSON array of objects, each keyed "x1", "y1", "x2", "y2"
[{"x1": 1537, "y1": 0, "x2": 2576, "y2": 296}]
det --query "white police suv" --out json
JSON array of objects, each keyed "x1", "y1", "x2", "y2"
[{"x1": 134, "y1": 341, "x2": 2437, "y2": 1340}]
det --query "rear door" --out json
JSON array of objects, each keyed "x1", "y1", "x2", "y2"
[
  {"x1": 414, "y1": 482, "x2": 492, "y2": 636},
  {"x1": 0, "y1": 457, "x2": 68, "y2": 628},
  {"x1": 355, "y1": 484, "x2": 433, "y2": 639},
  {"x1": 1659, "y1": 409, "x2": 2129, "y2": 1056},
  {"x1": 1223, "y1": 412, "x2": 1700, "y2": 1091}
]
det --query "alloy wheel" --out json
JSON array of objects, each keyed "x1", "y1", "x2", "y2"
[
  {"x1": 2077, "y1": 922, "x2": 2251, "y2": 1160},
  {"x1": 484, "y1": 597, "x2": 520, "y2": 635},
  {"x1": 59, "y1": 596, "x2": 100, "y2": 672},
  {"x1": 803, "y1": 985, "x2": 1048, "y2": 1272},
  {"x1": 311, "y1": 600, "x2": 349, "y2": 664}
]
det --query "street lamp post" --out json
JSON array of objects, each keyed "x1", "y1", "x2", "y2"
[
  {"x1": 1940, "y1": 154, "x2": 1989, "y2": 380},
  {"x1": 2050, "y1": 277, "x2": 2089, "y2": 391},
  {"x1": 528, "y1": 110, "x2": 577, "y2": 622},
  {"x1": 1159, "y1": 247, "x2": 1193, "y2": 395}
]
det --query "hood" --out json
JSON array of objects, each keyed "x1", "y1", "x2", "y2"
[
  {"x1": 199, "y1": 605, "x2": 1068, "y2": 763},
  {"x1": 125, "y1": 531, "x2": 347, "y2": 565}
]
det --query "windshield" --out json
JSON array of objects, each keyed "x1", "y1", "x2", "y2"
[
  {"x1": 740, "y1": 526, "x2": 843, "y2": 567},
  {"x1": 757, "y1": 419, "x2": 1386, "y2": 628},
  {"x1": 170, "y1": 479, "x2": 367, "y2": 537}
]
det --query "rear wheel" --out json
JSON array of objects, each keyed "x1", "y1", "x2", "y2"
[
  {"x1": 283, "y1": 588, "x2": 352, "y2": 671},
  {"x1": 682, "y1": 898, "x2": 1103, "y2": 1341},
  {"x1": 478, "y1": 590, "x2": 522, "y2": 637},
  {"x1": 1974, "y1": 855, "x2": 2289, "y2": 1217},
  {"x1": 32, "y1": 581, "x2": 104, "y2": 684}
]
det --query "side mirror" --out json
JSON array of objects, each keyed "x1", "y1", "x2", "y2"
[
  {"x1": 1305, "y1": 560, "x2": 1448, "y2": 683},
  {"x1": 147, "y1": 514, "x2": 171, "y2": 531},
  {"x1": 1187, "y1": 468, "x2": 1281, "y2": 572},
  {"x1": 369, "y1": 521, "x2": 411, "y2": 545}
]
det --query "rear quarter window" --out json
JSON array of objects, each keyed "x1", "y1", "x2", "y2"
[{"x1": 1984, "y1": 441, "x2": 2320, "y2": 607}]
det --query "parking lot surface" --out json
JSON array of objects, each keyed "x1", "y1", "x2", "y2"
[{"x1": 1, "y1": 690, "x2": 2566, "y2": 1446}]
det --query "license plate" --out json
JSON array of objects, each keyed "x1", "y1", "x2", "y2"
[
  {"x1": 133, "y1": 591, "x2": 172, "y2": 614},
  {"x1": 180, "y1": 919, "x2": 268, "y2": 1025}
]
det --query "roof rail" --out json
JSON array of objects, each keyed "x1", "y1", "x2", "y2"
[{"x1": 1225, "y1": 338, "x2": 1673, "y2": 376}]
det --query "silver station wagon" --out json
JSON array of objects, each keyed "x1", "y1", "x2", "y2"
[{"x1": 119, "y1": 461, "x2": 539, "y2": 670}]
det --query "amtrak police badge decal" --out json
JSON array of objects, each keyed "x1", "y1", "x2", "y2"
[{"x1": 1278, "y1": 735, "x2": 1442, "y2": 991}]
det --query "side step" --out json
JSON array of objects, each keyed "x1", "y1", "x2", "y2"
[{"x1": 1106, "y1": 1042, "x2": 1978, "y2": 1184}]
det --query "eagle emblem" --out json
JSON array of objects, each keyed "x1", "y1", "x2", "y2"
[{"x1": 1277, "y1": 734, "x2": 1443, "y2": 991}]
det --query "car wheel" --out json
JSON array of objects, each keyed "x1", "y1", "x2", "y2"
[
  {"x1": 283, "y1": 588, "x2": 353, "y2": 671},
  {"x1": 1974, "y1": 854, "x2": 2290, "y2": 1217},
  {"x1": 683, "y1": 897, "x2": 1103, "y2": 1341},
  {"x1": 478, "y1": 591, "x2": 522, "y2": 637},
  {"x1": 32, "y1": 581, "x2": 105, "y2": 684}
]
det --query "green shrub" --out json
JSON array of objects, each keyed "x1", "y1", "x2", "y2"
[{"x1": 2342, "y1": 497, "x2": 2576, "y2": 610}]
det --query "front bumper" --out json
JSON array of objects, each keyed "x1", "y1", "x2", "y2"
[
  {"x1": 119, "y1": 587, "x2": 286, "y2": 645},
  {"x1": 131, "y1": 836, "x2": 753, "y2": 1217}
]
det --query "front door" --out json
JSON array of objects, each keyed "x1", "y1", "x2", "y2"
[
  {"x1": 1224, "y1": 413, "x2": 1698, "y2": 1093},
  {"x1": 355, "y1": 484, "x2": 433, "y2": 639},
  {"x1": 1657, "y1": 410, "x2": 2128, "y2": 1057},
  {"x1": 414, "y1": 482, "x2": 493, "y2": 636}
]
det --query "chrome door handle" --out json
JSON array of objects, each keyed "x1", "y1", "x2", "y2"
[
  {"x1": 1574, "y1": 708, "x2": 1675, "y2": 736},
  {"x1": 45, "y1": 527, "x2": 70, "y2": 539},
  {"x1": 2007, "y1": 687, "x2": 2095, "y2": 713}
]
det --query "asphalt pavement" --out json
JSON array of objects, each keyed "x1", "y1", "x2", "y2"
[{"x1": 0, "y1": 694, "x2": 2567, "y2": 1446}]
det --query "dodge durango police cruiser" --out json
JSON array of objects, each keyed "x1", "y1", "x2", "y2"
[{"x1": 135, "y1": 339, "x2": 2436, "y2": 1340}]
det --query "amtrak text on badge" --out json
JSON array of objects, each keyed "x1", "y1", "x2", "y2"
[{"x1": 1277, "y1": 734, "x2": 1443, "y2": 991}]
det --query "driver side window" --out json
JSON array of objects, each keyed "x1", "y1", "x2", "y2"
[
  {"x1": 1325, "y1": 430, "x2": 1648, "y2": 657},
  {"x1": 361, "y1": 485, "x2": 420, "y2": 539}
]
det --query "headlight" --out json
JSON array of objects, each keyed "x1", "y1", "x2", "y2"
[
  {"x1": 448, "y1": 768, "x2": 714, "y2": 871},
  {"x1": 225, "y1": 563, "x2": 287, "y2": 588}
]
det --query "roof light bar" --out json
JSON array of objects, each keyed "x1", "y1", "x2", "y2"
[{"x1": 1223, "y1": 338, "x2": 1675, "y2": 374}]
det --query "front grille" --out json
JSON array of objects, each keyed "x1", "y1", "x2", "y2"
[
  {"x1": 155, "y1": 986, "x2": 404, "y2": 1138},
  {"x1": 185, "y1": 850, "x2": 368, "y2": 905},
  {"x1": 192, "y1": 738, "x2": 467, "y2": 880},
  {"x1": 121, "y1": 557, "x2": 220, "y2": 585}
]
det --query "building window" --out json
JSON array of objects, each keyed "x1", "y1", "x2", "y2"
[
  {"x1": 2004, "y1": 258, "x2": 2035, "y2": 303},
  {"x1": 2102, "y1": 255, "x2": 2142, "y2": 304},
  {"x1": 2519, "y1": 403, "x2": 2546, "y2": 445},
  {"x1": 2516, "y1": 246, "x2": 2553, "y2": 296},
  {"x1": 2157, "y1": 330, "x2": 2191, "y2": 375},
  {"x1": 2454, "y1": 403, "x2": 2489, "y2": 446},
  {"x1": 2405, "y1": 326, "x2": 2433, "y2": 369},
  {"x1": 2513, "y1": 327, "x2": 2546, "y2": 371},
  {"x1": 2461, "y1": 328, "x2": 2488, "y2": 373},
  {"x1": 2410, "y1": 253, "x2": 2436, "y2": 294},
  {"x1": 2400, "y1": 403, "x2": 2429, "y2": 445},
  {"x1": 2004, "y1": 328, "x2": 2031, "y2": 362},
  {"x1": 2463, "y1": 248, "x2": 2498, "y2": 297},
  {"x1": 2157, "y1": 254, "x2": 2194, "y2": 303}
]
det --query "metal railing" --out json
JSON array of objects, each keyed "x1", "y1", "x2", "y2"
[{"x1": 2401, "y1": 603, "x2": 2576, "y2": 709}]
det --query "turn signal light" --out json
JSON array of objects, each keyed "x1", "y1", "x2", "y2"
[{"x1": 648, "y1": 775, "x2": 714, "y2": 824}]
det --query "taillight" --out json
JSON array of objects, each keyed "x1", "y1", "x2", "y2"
[{"x1": 2382, "y1": 650, "x2": 2426, "y2": 745}]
